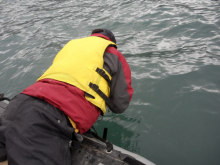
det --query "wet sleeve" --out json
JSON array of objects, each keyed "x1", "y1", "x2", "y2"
[{"x1": 103, "y1": 47, "x2": 133, "y2": 113}]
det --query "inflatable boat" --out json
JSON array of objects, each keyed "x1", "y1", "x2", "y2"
[{"x1": 0, "y1": 94, "x2": 155, "y2": 165}]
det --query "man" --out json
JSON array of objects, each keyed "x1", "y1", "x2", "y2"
[{"x1": 0, "y1": 29, "x2": 133, "y2": 165}]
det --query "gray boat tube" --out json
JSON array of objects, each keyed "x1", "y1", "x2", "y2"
[{"x1": 113, "y1": 145, "x2": 155, "y2": 165}]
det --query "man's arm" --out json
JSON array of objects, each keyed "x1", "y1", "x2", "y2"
[{"x1": 103, "y1": 47, "x2": 133, "y2": 113}]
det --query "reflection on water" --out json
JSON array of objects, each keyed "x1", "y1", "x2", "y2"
[{"x1": 0, "y1": 0, "x2": 220, "y2": 165}]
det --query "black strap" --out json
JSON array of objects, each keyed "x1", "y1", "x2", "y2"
[
  {"x1": 96, "y1": 68, "x2": 111, "y2": 86},
  {"x1": 89, "y1": 83, "x2": 120, "y2": 113}
]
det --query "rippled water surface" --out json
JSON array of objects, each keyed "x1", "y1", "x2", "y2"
[{"x1": 1, "y1": 0, "x2": 220, "y2": 164}]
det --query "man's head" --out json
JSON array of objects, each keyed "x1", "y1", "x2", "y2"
[{"x1": 91, "y1": 29, "x2": 116, "y2": 44}]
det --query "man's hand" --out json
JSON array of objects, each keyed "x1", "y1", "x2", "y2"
[{"x1": 0, "y1": 160, "x2": 8, "y2": 165}]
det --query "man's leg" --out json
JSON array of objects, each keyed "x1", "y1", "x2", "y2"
[{"x1": 1, "y1": 94, "x2": 74, "y2": 165}]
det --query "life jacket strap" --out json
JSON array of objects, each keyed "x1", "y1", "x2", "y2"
[
  {"x1": 89, "y1": 83, "x2": 120, "y2": 113},
  {"x1": 96, "y1": 68, "x2": 110, "y2": 85}
]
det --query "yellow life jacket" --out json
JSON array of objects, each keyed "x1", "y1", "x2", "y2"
[{"x1": 37, "y1": 36, "x2": 116, "y2": 114}]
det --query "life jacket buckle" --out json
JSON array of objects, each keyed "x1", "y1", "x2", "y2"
[
  {"x1": 96, "y1": 68, "x2": 111, "y2": 85},
  {"x1": 96, "y1": 68, "x2": 106, "y2": 77},
  {"x1": 89, "y1": 83, "x2": 99, "y2": 92}
]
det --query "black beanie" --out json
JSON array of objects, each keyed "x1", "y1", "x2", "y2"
[{"x1": 91, "y1": 29, "x2": 116, "y2": 44}]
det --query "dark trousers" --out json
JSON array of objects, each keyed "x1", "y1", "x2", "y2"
[{"x1": 0, "y1": 94, "x2": 74, "y2": 165}]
